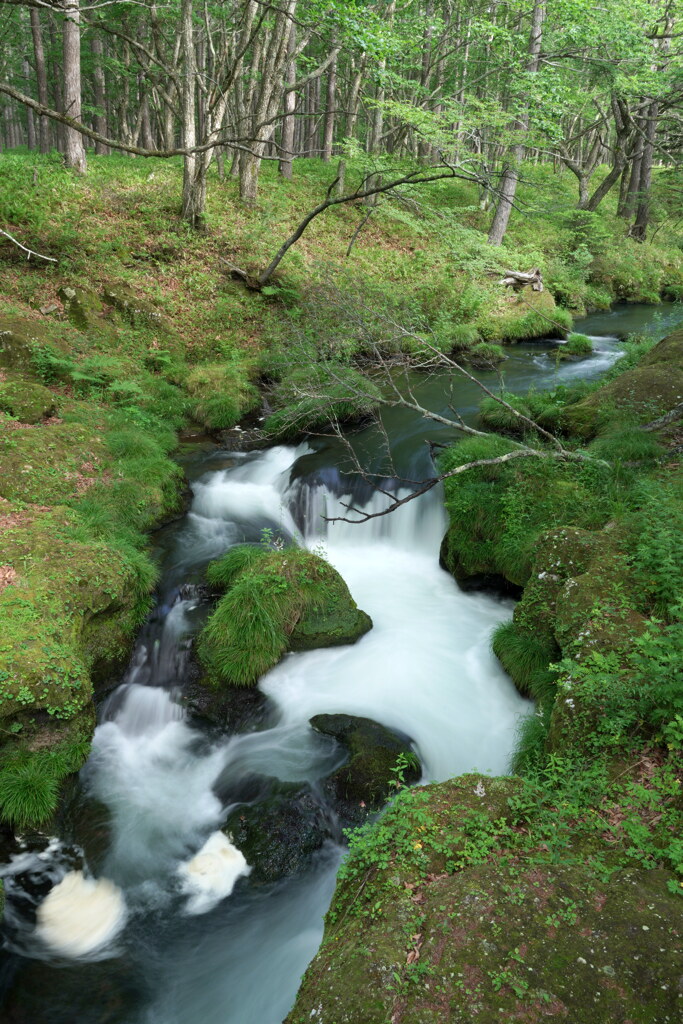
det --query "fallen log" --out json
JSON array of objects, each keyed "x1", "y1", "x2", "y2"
[{"x1": 500, "y1": 267, "x2": 544, "y2": 292}]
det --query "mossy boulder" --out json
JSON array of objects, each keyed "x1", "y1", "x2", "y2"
[
  {"x1": 225, "y1": 783, "x2": 334, "y2": 883},
  {"x1": 286, "y1": 776, "x2": 681, "y2": 1024},
  {"x1": 58, "y1": 285, "x2": 111, "y2": 334},
  {"x1": 198, "y1": 545, "x2": 372, "y2": 688},
  {"x1": 0, "y1": 421, "x2": 106, "y2": 504},
  {"x1": 265, "y1": 363, "x2": 382, "y2": 441},
  {"x1": 562, "y1": 330, "x2": 683, "y2": 439},
  {"x1": 311, "y1": 714, "x2": 421, "y2": 825},
  {"x1": 0, "y1": 317, "x2": 53, "y2": 371},
  {"x1": 0, "y1": 378, "x2": 57, "y2": 423},
  {"x1": 186, "y1": 360, "x2": 260, "y2": 430},
  {"x1": 476, "y1": 285, "x2": 572, "y2": 344},
  {"x1": 102, "y1": 282, "x2": 167, "y2": 331}
]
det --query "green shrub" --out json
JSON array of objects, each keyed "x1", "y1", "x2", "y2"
[
  {"x1": 265, "y1": 362, "x2": 381, "y2": 440},
  {"x1": 187, "y1": 360, "x2": 260, "y2": 429}
]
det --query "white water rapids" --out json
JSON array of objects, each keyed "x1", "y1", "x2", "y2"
[{"x1": 0, "y1": 443, "x2": 530, "y2": 1023}]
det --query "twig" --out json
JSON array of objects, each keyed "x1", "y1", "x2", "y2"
[{"x1": 0, "y1": 229, "x2": 57, "y2": 263}]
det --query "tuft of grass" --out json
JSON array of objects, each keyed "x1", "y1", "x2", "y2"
[
  {"x1": 206, "y1": 544, "x2": 264, "y2": 591},
  {"x1": 561, "y1": 333, "x2": 593, "y2": 358},
  {"x1": 492, "y1": 620, "x2": 558, "y2": 699}
]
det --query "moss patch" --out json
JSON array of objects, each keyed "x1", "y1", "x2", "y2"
[
  {"x1": 0, "y1": 377, "x2": 58, "y2": 423},
  {"x1": 198, "y1": 545, "x2": 372, "y2": 687}
]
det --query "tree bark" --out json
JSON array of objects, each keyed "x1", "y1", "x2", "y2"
[
  {"x1": 180, "y1": 0, "x2": 202, "y2": 226},
  {"x1": 488, "y1": 1, "x2": 544, "y2": 245},
  {"x1": 279, "y1": 22, "x2": 297, "y2": 178},
  {"x1": 322, "y1": 45, "x2": 337, "y2": 163},
  {"x1": 62, "y1": 0, "x2": 87, "y2": 172},
  {"x1": 91, "y1": 33, "x2": 109, "y2": 155},
  {"x1": 630, "y1": 100, "x2": 658, "y2": 242},
  {"x1": 30, "y1": 9, "x2": 50, "y2": 153}
]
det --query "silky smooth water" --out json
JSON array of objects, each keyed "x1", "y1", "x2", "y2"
[{"x1": 1, "y1": 302, "x2": 680, "y2": 1024}]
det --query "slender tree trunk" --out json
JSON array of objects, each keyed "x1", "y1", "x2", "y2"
[
  {"x1": 181, "y1": 0, "x2": 203, "y2": 226},
  {"x1": 62, "y1": 0, "x2": 87, "y2": 171},
  {"x1": 47, "y1": 12, "x2": 65, "y2": 152},
  {"x1": 30, "y1": 9, "x2": 50, "y2": 152},
  {"x1": 23, "y1": 59, "x2": 36, "y2": 149},
  {"x1": 630, "y1": 101, "x2": 658, "y2": 241},
  {"x1": 91, "y1": 33, "x2": 109, "y2": 154},
  {"x1": 279, "y1": 22, "x2": 297, "y2": 178},
  {"x1": 322, "y1": 46, "x2": 337, "y2": 162},
  {"x1": 488, "y1": 1, "x2": 543, "y2": 245}
]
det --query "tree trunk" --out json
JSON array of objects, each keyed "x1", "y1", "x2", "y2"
[
  {"x1": 181, "y1": 0, "x2": 204, "y2": 227},
  {"x1": 322, "y1": 47, "x2": 337, "y2": 162},
  {"x1": 23, "y1": 59, "x2": 36, "y2": 150},
  {"x1": 488, "y1": 1, "x2": 544, "y2": 245},
  {"x1": 630, "y1": 101, "x2": 658, "y2": 242},
  {"x1": 62, "y1": 0, "x2": 87, "y2": 172},
  {"x1": 279, "y1": 22, "x2": 297, "y2": 178},
  {"x1": 30, "y1": 9, "x2": 50, "y2": 153},
  {"x1": 91, "y1": 33, "x2": 109, "y2": 154}
]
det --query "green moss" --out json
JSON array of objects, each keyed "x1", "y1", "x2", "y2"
[
  {"x1": 560, "y1": 332, "x2": 593, "y2": 359},
  {"x1": 0, "y1": 377, "x2": 57, "y2": 423},
  {"x1": 0, "y1": 422, "x2": 106, "y2": 504},
  {"x1": 562, "y1": 331, "x2": 683, "y2": 438},
  {"x1": 466, "y1": 342, "x2": 506, "y2": 367},
  {"x1": 198, "y1": 545, "x2": 371, "y2": 687},
  {"x1": 265, "y1": 362, "x2": 381, "y2": 440},
  {"x1": 186, "y1": 360, "x2": 260, "y2": 429},
  {"x1": 476, "y1": 286, "x2": 572, "y2": 344}
]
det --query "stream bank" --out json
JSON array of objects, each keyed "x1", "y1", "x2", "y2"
[{"x1": 1, "y1": 301, "x2": 682, "y2": 1024}]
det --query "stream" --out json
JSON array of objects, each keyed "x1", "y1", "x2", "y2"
[{"x1": 1, "y1": 302, "x2": 681, "y2": 1024}]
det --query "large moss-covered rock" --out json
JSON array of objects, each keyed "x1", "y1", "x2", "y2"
[
  {"x1": 476, "y1": 285, "x2": 572, "y2": 344},
  {"x1": 562, "y1": 330, "x2": 683, "y2": 439},
  {"x1": 58, "y1": 285, "x2": 112, "y2": 334},
  {"x1": 0, "y1": 377, "x2": 57, "y2": 423},
  {"x1": 0, "y1": 317, "x2": 53, "y2": 371},
  {"x1": 198, "y1": 546, "x2": 372, "y2": 687},
  {"x1": 311, "y1": 713, "x2": 421, "y2": 826},
  {"x1": 0, "y1": 421, "x2": 105, "y2": 504},
  {"x1": 286, "y1": 776, "x2": 681, "y2": 1024},
  {"x1": 103, "y1": 282, "x2": 167, "y2": 330}
]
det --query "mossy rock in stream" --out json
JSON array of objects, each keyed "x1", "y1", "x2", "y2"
[
  {"x1": 225, "y1": 783, "x2": 335, "y2": 883},
  {"x1": 0, "y1": 377, "x2": 58, "y2": 423},
  {"x1": 198, "y1": 545, "x2": 372, "y2": 688},
  {"x1": 265, "y1": 363, "x2": 382, "y2": 441},
  {"x1": 311, "y1": 714, "x2": 421, "y2": 827},
  {"x1": 561, "y1": 329, "x2": 683, "y2": 439}
]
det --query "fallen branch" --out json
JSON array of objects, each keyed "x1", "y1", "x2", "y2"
[{"x1": 0, "y1": 229, "x2": 57, "y2": 263}]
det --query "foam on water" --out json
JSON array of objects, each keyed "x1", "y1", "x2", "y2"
[
  {"x1": 177, "y1": 832, "x2": 251, "y2": 915},
  {"x1": 35, "y1": 870, "x2": 127, "y2": 957}
]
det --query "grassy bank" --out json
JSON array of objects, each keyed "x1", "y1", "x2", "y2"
[
  {"x1": 287, "y1": 328, "x2": 683, "y2": 1023},
  {"x1": 0, "y1": 149, "x2": 681, "y2": 831}
]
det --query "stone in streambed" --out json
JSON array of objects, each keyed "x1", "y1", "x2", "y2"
[
  {"x1": 224, "y1": 783, "x2": 335, "y2": 883},
  {"x1": 311, "y1": 714, "x2": 421, "y2": 827}
]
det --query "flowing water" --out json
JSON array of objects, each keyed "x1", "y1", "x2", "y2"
[{"x1": 1, "y1": 302, "x2": 681, "y2": 1024}]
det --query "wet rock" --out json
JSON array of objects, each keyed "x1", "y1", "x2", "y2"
[
  {"x1": 225, "y1": 783, "x2": 335, "y2": 883},
  {"x1": 311, "y1": 714, "x2": 421, "y2": 828},
  {"x1": 182, "y1": 674, "x2": 271, "y2": 733}
]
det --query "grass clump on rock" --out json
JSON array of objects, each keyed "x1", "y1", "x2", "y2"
[
  {"x1": 560, "y1": 332, "x2": 593, "y2": 359},
  {"x1": 199, "y1": 544, "x2": 372, "y2": 687}
]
